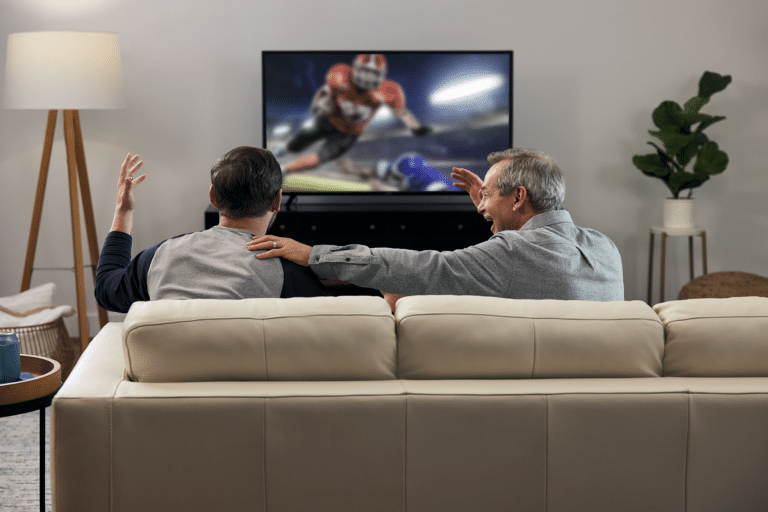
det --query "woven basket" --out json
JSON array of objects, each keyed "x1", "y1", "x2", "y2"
[{"x1": 0, "y1": 314, "x2": 75, "y2": 380}]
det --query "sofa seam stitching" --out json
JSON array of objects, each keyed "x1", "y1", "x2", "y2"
[
  {"x1": 531, "y1": 318, "x2": 537, "y2": 379},
  {"x1": 544, "y1": 394, "x2": 549, "y2": 512},
  {"x1": 124, "y1": 313, "x2": 393, "y2": 327},
  {"x1": 663, "y1": 315, "x2": 768, "y2": 327},
  {"x1": 262, "y1": 319, "x2": 269, "y2": 381},
  {"x1": 403, "y1": 386, "x2": 408, "y2": 512},
  {"x1": 263, "y1": 396, "x2": 268, "y2": 512},
  {"x1": 684, "y1": 392, "x2": 691, "y2": 512},
  {"x1": 400, "y1": 313, "x2": 663, "y2": 323}
]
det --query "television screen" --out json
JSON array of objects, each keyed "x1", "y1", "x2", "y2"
[{"x1": 262, "y1": 51, "x2": 513, "y2": 194}]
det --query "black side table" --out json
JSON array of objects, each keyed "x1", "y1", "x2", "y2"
[{"x1": 1, "y1": 355, "x2": 62, "y2": 512}]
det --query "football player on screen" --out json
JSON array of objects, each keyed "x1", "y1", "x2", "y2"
[
  {"x1": 280, "y1": 53, "x2": 432, "y2": 173},
  {"x1": 340, "y1": 153, "x2": 459, "y2": 192}
]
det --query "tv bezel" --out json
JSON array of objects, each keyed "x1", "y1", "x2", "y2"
[{"x1": 261, "y1": 50, "x2": 513, "y2": 198}]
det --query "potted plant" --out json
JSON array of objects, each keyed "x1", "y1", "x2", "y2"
[{"x1": 632, "y1": 70, "x2": 731, "y2": 228}]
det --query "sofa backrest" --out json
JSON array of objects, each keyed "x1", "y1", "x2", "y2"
[
  {"x1": 395, "y1": 296, "x2": 664, "y2": 379},
  {"x1": 122, "y1": 296, "x2": 397, "y2": 382},
  {"x1": 120, "y1": 295, "x2": 768, "y2": 383},
  {"x1": 654, "y1": 296, "x2": 768, "y2": 376}
]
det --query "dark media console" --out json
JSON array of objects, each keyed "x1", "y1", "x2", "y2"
[{"x1": 204, "y1": 200, "x2": 490, "y2": 251}]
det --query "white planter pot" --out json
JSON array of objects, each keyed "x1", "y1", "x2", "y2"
[{"x1": 663, "y1": 198, "x2": 695, "y2": 229}]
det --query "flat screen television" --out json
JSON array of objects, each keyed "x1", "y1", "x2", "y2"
[{"x1": 262, "y1": 51, "x2": 513, "y2": 195}]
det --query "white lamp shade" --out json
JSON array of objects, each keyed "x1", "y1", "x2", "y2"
[{"x1": 4, "y1": 31, "x2": 125, "y2": 110}]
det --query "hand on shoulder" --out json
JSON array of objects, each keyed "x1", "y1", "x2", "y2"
[{"x1": 247, "y1": 235, "x2": 313, "y2": 267}]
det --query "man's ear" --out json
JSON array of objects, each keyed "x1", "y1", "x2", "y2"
[
  {"x1": 208, "y1": 185, "x2": 218, "y2": 209},
  {"x1": 270, "y1": 189, "x2": 283, "y2": 212},
  {"x1": 511, "y1": 186, "x2": 528, "y2": 211}
]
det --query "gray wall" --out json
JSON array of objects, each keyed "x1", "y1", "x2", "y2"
[{"x1": 2, "y1": 0, "x2": 767, "y2": 336}]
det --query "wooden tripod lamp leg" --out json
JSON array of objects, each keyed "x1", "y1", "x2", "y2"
[
  {"x1": 22, "y1": 109, "x2": 107, "y2": 351},
  {"x1": 21, "y1": 110, "x2": 58, "y2": 293},
  {"x1": 63, "y1": 111, "x2": 90, "y2": 352},
  {"x1": 72, "y1": 111, "x2": 109, "y2": 329}
]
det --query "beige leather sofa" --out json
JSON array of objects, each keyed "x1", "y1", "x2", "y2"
[{"x1": 52, "y1": 295, "x2": 768, "y2": 512}]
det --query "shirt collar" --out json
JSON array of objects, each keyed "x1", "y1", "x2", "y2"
[{"x1": 519, "y1": 209, "x2": 573, "y2": 231}]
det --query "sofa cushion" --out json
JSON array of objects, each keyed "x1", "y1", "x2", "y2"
[
  {"x1": 122, "y1": 296, "x2": 396, "y2": 382},
  {"x1": 654, "y1": 297, "x2": 768, "y2": 376},
  {"x1": 395, "y1": 296, "x2": 664, "y2": 379}
]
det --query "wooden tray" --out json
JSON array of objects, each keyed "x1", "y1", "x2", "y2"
[{"x1": 0, "y1": 354, "x2": 61, "y2": 406}]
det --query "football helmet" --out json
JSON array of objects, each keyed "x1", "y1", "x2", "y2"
[{"x1": 352, "y1": 53, "x2": 387, "y2": 90}]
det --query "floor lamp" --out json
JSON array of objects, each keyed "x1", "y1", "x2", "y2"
[{"x1": 4, "y1": 32, "x2": 125, "y2": 351}]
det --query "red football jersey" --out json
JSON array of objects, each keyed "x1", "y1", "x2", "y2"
[{"x1": 324, "y1": 63, "x2": 406, "y2": 135}]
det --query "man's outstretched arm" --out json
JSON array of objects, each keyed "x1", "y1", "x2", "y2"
[
  {"x1": 247, "y1": 235, "x2": 509, "y2": 298},
  {"x1": 94, "y1": 153, "x2": 153, "y2": 313}
]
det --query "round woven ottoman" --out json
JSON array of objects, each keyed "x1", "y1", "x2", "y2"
[{"x1": 678, "y1": 271, "x2": 768, "y2": 300}]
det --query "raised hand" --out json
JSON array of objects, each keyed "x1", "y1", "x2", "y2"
[
  {"x1": 111, "y1": 153, "x2": 145, "y2": 234},
  {"x1": 116, "y1": 153, "x2": 146, "y2": 213},
  {"x1": 450, "y1": 167, "x2": 483, "y2": 207}
]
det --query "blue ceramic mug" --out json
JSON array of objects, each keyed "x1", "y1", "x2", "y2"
[{"x1": 0, "y1": 331, "x2": 21, "y2": 383}]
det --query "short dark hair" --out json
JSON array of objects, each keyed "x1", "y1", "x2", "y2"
[{"x1": 210, "y1": 147, "x2": 282, "y2": 218}]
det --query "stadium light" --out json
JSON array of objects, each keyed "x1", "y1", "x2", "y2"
[
  {"x1": 272, "y1": 124, "x2": 291, "y2": 137},
  {"x1": 430, "y1": 75, "x2": 504, "y2": 105}
]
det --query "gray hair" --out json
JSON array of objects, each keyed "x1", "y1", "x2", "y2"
[{"x1": 487, "y1": 149, "x2": 565, "y2": 211}]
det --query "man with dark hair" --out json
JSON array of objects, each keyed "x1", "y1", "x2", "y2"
[
  {"x1": 248, "y1": 149, "x2": 624, "y2": 305},
  {"x1": 95, "y1": 147, "x2": 327, "y2": 313}
]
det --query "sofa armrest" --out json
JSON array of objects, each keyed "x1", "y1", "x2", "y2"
[{"x1": 52, "y1": 322, "x2": 125, "y2": 512}]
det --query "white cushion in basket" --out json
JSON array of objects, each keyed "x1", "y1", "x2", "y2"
[{"x1": 0, "y1": 282, "x2": 55, "y2": 313}]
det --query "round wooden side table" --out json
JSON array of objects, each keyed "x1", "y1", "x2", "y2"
[{"x1": 0, "y1": 355, "x2": 62, "y2": 512}]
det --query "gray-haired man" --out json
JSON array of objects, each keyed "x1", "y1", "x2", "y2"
[{"x1": 248, "y1": 149, "x2": 624, "y2": 305}]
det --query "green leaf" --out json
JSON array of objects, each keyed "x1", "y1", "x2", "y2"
[
  {"x1": 698, "y1": 71, "x2": 732, "y2": 99},
  {"x1": 694, "y1": 114, "x2": 726, "y2": 133},
  {"x1": 649, "y1": 130, "x2": 696, "y2": 161},
  {"x1": 684, "y1": 96, "x2": 709, "y2": 115},
  {"x1": 676, "y1": 137, "x2": 701, "y2": 168},
  {"x1": 669, "y1": 172, "x2": 710, "y2": 197},
  {"x1": 693, "y1": 141, "x2": 728, "y2": 175},
  {"x1": 652, "y1": 101, "x2": 685, "y2": 132},
  {"x1": 633, "y1": 153, "x2": 671, "y2": 178},
  {"x1": 683, "y1": 112, "x2": 708, "y2": 127},
  {"x1": 648, "y1": 142, "x2": 672, "y2": 162}
]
